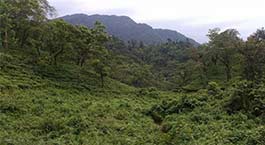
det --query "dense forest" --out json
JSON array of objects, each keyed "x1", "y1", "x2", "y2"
[
  {"x1": 60, "y1": 14, "x2": 199, "y2": 46},
  {"x1": 0, "y1": 0, "x2": 265, "y2": 144}
]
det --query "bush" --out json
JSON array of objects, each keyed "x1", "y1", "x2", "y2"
[
  {"x1": 136, "y1": 87, "x2": 159, "y2": 98},
  {"x1": 146, "y1": 95, "x2": 203, "y2": 124},
  {"x1": 0, "y1": 103, "x2": 21, "y2": 114},
  {"x1": 38, "y1": 118, "x2": 65, "y2": 135},
  {"x1": 225, "y1": 80, "x2": 265, "y2": 117},
  {"x1": 207, "y1": 81, "x2": 222, "y2": 98},
  {"x1": 0, "y1": 53, "x2": 14, "y2": 69},
  {"x1": 247, "y1": 126, "x2": 265, "y2": 145}
]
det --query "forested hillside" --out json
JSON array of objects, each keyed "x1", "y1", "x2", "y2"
[
  {"x1": 61, "y1": 14, "x2": 200, "y2": 46},
  {"x1": 0, "y1": 0, "x2": 265, "y2": 144}
]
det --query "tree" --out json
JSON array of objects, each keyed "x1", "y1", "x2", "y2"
[
  {"x1": 0, "y1": 32, "x2": 2, "y2": 49},
  {"x1": 0, "y1": 1, "x2": 12, "y2": 49},
  {"x1": 0, "y1": 0, "x2": 55, "y2": 49},
  {"x1": 44, "y1": 20, "x2": 75, "y2": 65},
  {"x1": 74, "y1": 22, "x2": 108, "y2": 67},
  {"x1": 190, "y1": 45, "x2": 212, "y2": 86},
  {"x1": 207, "y1": 28, "x2": 241, "y2": 81},
  {"x1": 130, "y1": 64, "x2": 154, "y2": 87},
  {"x1": 92, "y1": 59, "x2": 110, "y2": 88},
  {"x1": 174, "y1": 61, "x2": 194, "y2": 87},
  {"x1": 74, "y1": 25, "x2": 93, "y2": 66},
  {"x1": 239, "y1": 28, "x2": 265, "y2": 81},
  {"x1": 87, "y1": 22, "x2": 110, "y2": 87}
]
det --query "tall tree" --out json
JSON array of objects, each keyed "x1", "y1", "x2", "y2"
[
  {"x1": 190, "y1": 45, "x2": 212, "y2": 86},
  {"x1": 0, "y1": 1, "x2": 12, "y2": 49},
  {"x1": 92, "y1": 58, "x2": 110, "y2": 88},
  {"x1": 44, "y1": 20, "x2": 74, "y2": 65},
  {"x1": 74, "y1": 22, "x2": 108, "y2": 67},
  {"x1": 208, "y1": 28, "x2": 241, "y2": 81},
  {"x1": 174, "y1": 61, "x2": 194, "y2": 87},
  {"x1": 74, "y1": 25, "x2": 93, "y2": 66},
  {"x1": 239, "y1": 28, "x2": 265, "y2": 81}
]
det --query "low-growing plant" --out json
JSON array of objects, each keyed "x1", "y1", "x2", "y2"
[
  {"x1": 207, "y1": 81, "x2": 221, "y2": 96},
  {"x1": 136, "y1": 87, "x2": 160, "y2": 98},
  {"x1": 146, "y1": 95, "x2": 204, "y2": 124},
  {"x1": 225, "y1": 80, "x2": 265, "y2": 118}
]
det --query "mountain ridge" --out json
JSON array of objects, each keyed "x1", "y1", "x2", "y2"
[{"x1": 59, "y1": 14, "x2": 200, "y2": 46}]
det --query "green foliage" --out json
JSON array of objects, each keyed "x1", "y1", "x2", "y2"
[
  {"x1": 136, "y1": 87, "x2": 159, "y2": 98},
  {"x1": 0, "y1": 51, "x2": 264, "y2": 144},
  {"x1": 0, "y1": 53, "x2": 13, "y2": 68},
  {"x1": 1, "y1": 1, "x2": 265, "y2": 144},
  {"x1": 207, "y1": 81, "x2": 222, "y2": 97},
  {"x1": 239, "y1": 28, "x2": 265, "y2": 81},
  {"x1": 207, "y1": 28, "x2": 242, "y2": 81},
  {"x1": 92, "y1": 59, "x2": 110, "y2": 88},
  {"x1": 147, "y1": 95, "x2": 204, "y2": 125},
  {"x1": 42, "y1": 20, "x2": 75, "y2": 65},
  {"x1": 61, "y1": 14, "x2": 199, "y2": 46},
  {"x1": 0, "y1": 0, "x2": 55, "y2": 49},
  {"x1": 247, "y1": 126, "x2": 265, "y2": 145},
  {"x1": 225, "y1": 80, "x2": 265, "y2": 119}
]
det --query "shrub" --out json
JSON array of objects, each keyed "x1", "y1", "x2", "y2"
[
  {"x1": 247, "y1": 126, "x2": 265, "y2": 145},
  {"x1": 38, "y1": 118, "x2": 65, "y2": 135},
  {"x1": 147, "y1": 95, "x2": 203, "y2": 124},
  {"x1": 67, "y1": 116, "x2": 88, "y2": 135},
  {"x1": 225, "y1": 80, "x2": 265, "y2": 117},
  {"x1": 0, "y1": 103, "x2": 21, "y2": 114},
  {"x1": 0, "y1": 53, "x2": 14, "y2": 69},
  {"x1": 207, "y1": 81, "x2": 222, "y2": 98},
  {"x1": 136, "y1": 87, "x2": 159, "y2": 98}
]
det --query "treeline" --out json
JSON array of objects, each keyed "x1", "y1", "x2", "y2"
[
  {"x1": 195, "y1": 28, "x2": 265, "y2": 83},
  {"x1": 106, "y1": 27, "x2": 265, "y2": 90},
  {"x1": 1, "y1": 0, "x2": 265, "y2": 91}
]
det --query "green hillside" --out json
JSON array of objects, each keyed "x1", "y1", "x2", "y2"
[
  {"x1": 0, "y1": 0, "x2": 265, "y2": 145},
  {"x1": 60, "y1": 14, "x2": 200, "y2": 46},
  {"x1": 1, "y1": 51, "x2": 264, "y2": 145}
]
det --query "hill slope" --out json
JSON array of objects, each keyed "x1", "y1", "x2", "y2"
[
  {"x1": 60, "y1": 14, "x2": 200, "y2": 46},
  {"x1": 0, "y1": 51, "x2": 264, "y2": 144}
]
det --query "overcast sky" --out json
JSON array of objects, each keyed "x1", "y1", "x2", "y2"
[{"x1": 48, "y1": 0, "x2": 265, "y2": 43}]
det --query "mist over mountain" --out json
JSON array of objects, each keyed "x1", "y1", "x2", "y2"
[{"x1": 60, "y1": 14, "x2": 200, "y2": 46}]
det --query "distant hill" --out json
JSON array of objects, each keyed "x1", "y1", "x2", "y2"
[{"x1": 60, "y1": 14, "x2": 200, "y2": 46}]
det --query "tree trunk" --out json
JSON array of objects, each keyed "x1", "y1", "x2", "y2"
[
  {"x1": 220, "y1": 57, "x2": 232, "y2": 82},
  {"x1": 0, "y1": 32, "x2": 2, "y2": 49},
  {"x1": 20, "y1": 30, "x2": 28, "y2": 48},
  {"x1": 80, "y1": 57, "x2": 85, "y2": 67},
  {"x1": 225, "y1": 65, "x2": 231, "y2": 81},
  {"x1": 100, "y1": 72, "x2": 104, "y2": 88},
  {"x1": 53, "y1": 56, "x2": 57, "y2": 65},
  {"x1": 15, "y1": 26, "x2": 30, "y2": 49},
  {"x1": 76, "y1": 55, "x2": 86, "y2": 67},
  {"x1": 36, "y1": 47, "x2": 41, "y2": 57},
  {"x1": 53, "y1": 47, "x2": 64, "y2": 65},
  {"x1": 76, "y1": 57, "x2": 80, "y2": 66},
  {"x1": 4, "y1": 30, "x2": 8, "y2": 49}
]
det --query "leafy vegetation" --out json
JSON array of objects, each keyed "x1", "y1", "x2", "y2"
[
  {"x1": 0, "y1": 0, "x2": 265, "y2": 144},
  {"x1": 61, "y1": 14, "x2": 199, "y2": 46}
]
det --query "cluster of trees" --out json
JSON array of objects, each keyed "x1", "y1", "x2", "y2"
[
  {"x1": 0, "y1": 0, "x2": 110, "y2": 87},
  {"x1": 105, "y1": 37, "x2": 194, "y2": 89},
  {"x1": 0, "y1": 0, "x2": 55, "y2": 49},
  {"x1": 192, "y1": 28, "x2": 265, "y2": 85},
  {"x1": 105, "y1": 27, "x2": 265, "y2": 90}
]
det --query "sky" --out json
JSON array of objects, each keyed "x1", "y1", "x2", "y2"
[{"x1": 48, "y1": 0, "x2": 265, "y2": 43}]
